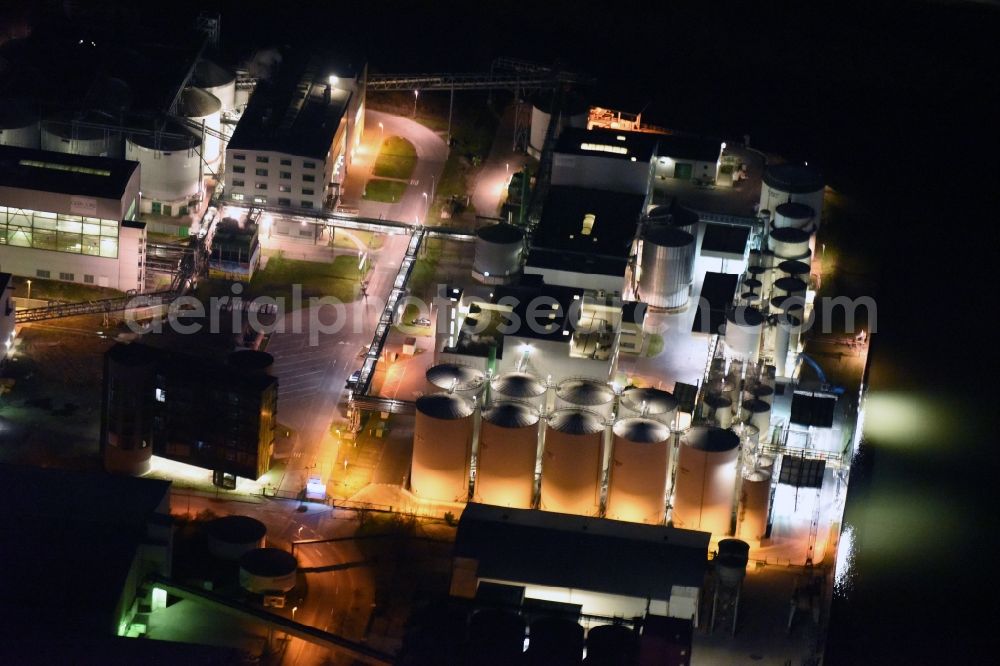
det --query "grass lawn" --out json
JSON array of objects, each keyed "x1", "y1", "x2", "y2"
[
  {"x1": 363, "y1": 178, "x2": 408, "y2": 203},
  {"x1": 10, "y1": 275, "x2": 122, "y2": 302},
  {"x1": 332, "y1": 229, "x2": 385, "y2": 251},
  {"x1": 195, "y1": 253, "x2": 361, "y2": 307},
  {"x1": 372, "y1": 136, "x2": 417, "y2": 180}
]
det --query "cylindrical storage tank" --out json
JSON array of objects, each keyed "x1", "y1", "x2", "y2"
[
  {"x1": 672, "y1": 426, "x2": 740, "y2": 535},
  {"x1": 777, "y1": 259, "x2": 811, "y2": 284},
  {"x1": 585, "y1": 624, "x2": 637, "y2": 666},
  {"x1": 733, "y1": 421, "x2": 760, "y2": 455},
  {"x1": 491, "y1": 372, "x2": 547, "y2": 407},
  {"x1": 227, "y1": 349, "x2": 275, "y2": 376},
  {"x1": 773, "y1": 276, "x2": 808, "y2": 299},
  {"x1": 768, "y1": 226, "x2": 812, "y2": 261},
  {"x1": 207, "y1": 515, "x2": 267, "y2": 560},
  {"x1": 724, "y1": 306, "x2": 764, "y2": 361},
  {"x1": 89, "y1": 76, "x2": 132, "y2": 116},
  {"x1": 527, "y1": 617, "x2": 584, "y2": 666},
  {"x1": 606, "y1": 418, "x2": 671, "y2": 524},
  {"x1": 411, "y1": 393, "x2": 474, "y2": 502},
  {"x1": 555, "y1": 378, "x2": 615, "y2": 418},
  {"x1": 126, "y1": 120, "x2": 202, "y2": 209},
  {"x1": 476, "y1": 402, "x2": 540, "y2": 509},
  {"x1": 703, "y1": 391, "x2": 733, "y2": 429},
  {"x1": 774, "y1": 311, "x2": 803, "y2": 377},
  {"x1": 473, "y1": 223, "x2": 524, "y2": 282},
  {"x1": 742, "y1": 399, "x2": 771, "y2": 438},
  {"x1": 0, "y1": 99, "x2": 40, "y2": 148},
  {"x1": 739, "y1": 470, "x2": 771, "y2": 542},
  {"x1": 773, "y1": 201, "x2": 815, "y2": 231},
  {"x1": 529, "y1": 91, "x2": 588, "y2": 158},
  {"x1": 426, "y1": 363, "x2": 486, "y2": 397},
  {"x1": 103, "y1": 344, "x2": 158, "y2": 476},
  {"x1": 618, "y1": 386, "x2": 678, "y2": 424},
  {"x1": 178, "y1": 86, "x2": 223, "y2": 167},
  {"x1": 540, "y1": 409, "x2": 605, "y2": 516},
  {"x1": 637, "y1": 225, "x2": 697, "y2": 310},
  {"x1": 469, "y1": 609, "x2": 526, "y2": 666},
  {"x1": 41, "y1": 110, "x2": 121, "y2": 157},
  {"x1": 193, "y1": 59, "x2": 237, "y2": 113},
  {"x1": 744, "y1": 382, "x2": 774, "y2": 406},
  {"x1": 759, "y1": 164, "x2": 824, "y2": 229},
  {"x1": 715, "y1": 538, "x2": 751, "y2": 588},
  {"x1": 646, "y1": 199, "x2": 700, "y2": 234},
  {"x1": 238, "y1": 548, "x2": 297, "y2": 593}
]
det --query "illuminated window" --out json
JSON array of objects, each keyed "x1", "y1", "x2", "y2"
[
  {"x1": 579, "y1": 142, "x2": 628, "y2": 155},
  {"x1": 18, "y1": 159, "x2": 110, "y2": 177},
  {"x1": 616, "y1": 135, "x2": 627, "y2": 141},
  {"x1": 581, "y1": 213, "x2": 596, "y2": 236},
  {"x1": 232, "y1": 193, "x2": 245, "y2": 201},
  {"x1": 155, "y1": 388, "x2": 166, "y2": 402}
]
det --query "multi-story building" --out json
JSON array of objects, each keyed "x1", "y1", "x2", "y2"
[
  {"x1": 223, "y1": 50, "x2": 365, "y2": 226},
  {"x1": 101, "y1": 344, "x2": 278, "y2": 487},
  {"x1": 0, "y1": 146, "x2": 145, "y2": 292}
]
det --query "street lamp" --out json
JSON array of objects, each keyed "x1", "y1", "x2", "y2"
[
  {"x1": 292, "y1": 606, "x2": 298, "y2": 622},
  {"x1": 26, "y1": 279, "x2": 31, "y2": 301},
  {"x1": 413, "y1": 90, "x2": 419, "y2": 117}
]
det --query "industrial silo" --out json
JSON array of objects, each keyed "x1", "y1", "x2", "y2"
[
  {"x1": 724, "y1": 306, "x2": 764, "y2": 361},
  {"x1": 774, "y1": 311, "x2": 803, "y2": 378},
  {"x1": 238, "y1": 548, "x2": 298, "y2": 594},
  {"x1": 426, "y1": 363, "x2": 486, "y2": 398},
  {"x1": 768, "y1": 227, "x2": 812, "y2": 261},
  {"x1": 103, "y1": 343, "x2": 158, "y2": 476},
  {"x1": 178, "y1": 86, "x2": 223, "y2": 168},
  {"x1": 739, "y1": 470, "x2": 771, "y2": 542},
  {"x1": 491, "y1": 372, "x2": 547, "y2": 407},
  {"x1": 411, "y1": 393, "x2": 475, "y2": 502},
  {"x1": 586, "y1": 624, "x2": 638, "y2": 666},
  {"x1": 555, "y1": 378, "x2": 615, "y2": 418},
  {"x1": 41, "y1": 110, "x2": 122, "y2": 157},
  {"x1": 193, "y1": 59, "x2": 237, "y2": 113},
  {"x1": 743, "y1": 381, "x2": 774, "y2": 406},
  {"x1": 528, "y1": 91, "x2": 588, "y2": 159},
  {"x1": 647, "y1": 198, "x2": 700, "y2": 233},
  {"x1": 0, "y1": 99, "x2": 40, "y2": 148},
  {"x1": 773, "y1": 201, "x2": 815, "y2": 231},
  {"x1": 777, "y1": 259, "x2": 811, "y2": 281},
  {"x1": 606, "y1": 417, "x2": 672, "y2": 524},
  {"x1": 741, "y1": 399, "x2": 772, "y2": 438},
  {"x1": 207, "y1": 515, "x2": 267, "y2": 560},
  {"x1": 540, "y1": 409, "x2": 605, "y2": 516},
  {"x1": 703, "y1": 391, "x2": 733, "y2": 429},
  {"x1": 636, "y1": 224, "x2": 697, "y2": 311},
  {"x1": 473, "y1": 223, "x2": 524, "y2": 283},
  {"x1": 475, "y1": 402, "x2": 540, "y2": 509},
  {"x1": 773, "y1": 276, "x2": 808, "y2": 300},
  {"x1": 672, "y1": 426, "x2": 741, "y2": 535},
  {"x1": 759, "y1": 163, "x2": 824, "y2": 229},
  {"x1": 126, "y1": 119, "x2": 202, "y2": 216},
  {"x1": 618, "y1": 386, "x2": 679, "y2": 425}
]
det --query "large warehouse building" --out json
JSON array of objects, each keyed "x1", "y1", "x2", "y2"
[
  {"x1": 224, "y1": 50, "x2": 366, "y2": 220},
  {"x1": 0, "y1": 146, "x2": 145, "y2": 291}
]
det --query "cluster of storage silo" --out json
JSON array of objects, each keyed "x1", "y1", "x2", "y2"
[
  {"x1": 177, "y1": 86, "x2": 223, "y2": 171},
  {"x1": 126, "y1": 118, "x2": 204, "y2": 216},
  {"x1": 635, "y1": 200, "x2": 699, "y2": 311}
]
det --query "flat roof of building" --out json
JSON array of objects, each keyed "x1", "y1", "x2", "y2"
[
  {"x1": 528, "y1": 186, "x2": 646, "y2": 277},
  {"x1": 701, "y1": 223, "x2": 751, "y2": 258},
  {"x1": 493, "y1": 282, "x2": 583, "y2": 343},
  {"x1": 655, "y1": 133, "x2": 723, "y2": 163},
  {"x1": 455, "y1": 503, "x2": 710, "y2": 599},
  {"x1": 228, "y1": 50, "x2": 360, "y2": 160},
  {"x1": 0, "y1": 146, "x2": 138, "y2": 202},
  {"x1": 693, "y1": 272, "x2": 740, "y2": 334},
  {"x1": 555, "y1": 126, "x2": 661, "y2": 162}
]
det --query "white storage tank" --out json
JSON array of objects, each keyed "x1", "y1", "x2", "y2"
[
  {"x1": 193, "y1": 59, "x2": 237, "y2": 113},
  {"x1": 606, "y1": 418, "x2": 672, "y2": 524},
  {"x1": 672, "y1": 426, "x2": 740, "y2": 535},
  {"x1": 618, "y1": 386, "x2": 679, "y2": 424},
  {"x1": 777, "y1": 259, "x2": 811, "y2": 281},
  {"x1": 411, "y1": 393, "x2": 475, "y2": 502},
  {"x1": 724, "y1": 306, "x2": 764, "y2": 361},
  {"x1": 126, "y1": 120, "x2": 202, "y2": 216},
  {"x1": 426, "y1": 363, "x2": 486, "y2": 397},
  {"x1": 0, "y1": 99, "x2": 40, "y2": 148},
  {"x1": 768, "y1": 226, "x2": 812, "y2": 261},
  {"x1": 637, "y1": 224, "x2": 697, "y2": 310},
  {"x1": 475, "y1": 402, "x2": 540, "y2": 509},
  {"x1": 178, "y1": 86, "x2": 223, "y2": 168},
  {"x1": 773, "y1": 276, "x2": 808, "y2": 299},
  {"x1": 491, "y1": 372, "x2": 547, "y2": 407},
  {"x1": 743, "y1": 382, "x2": 774, "y2": 406},
  {"x1": 207, "y1": 515, "x2": 267, "y2": 560},
  {"x1": 703, "y1": 391, "x2": 733, "y2": 429},
  {"x1": 540, "y1": 409, "x2": 605, "y2": 516},
  {"x1": 239, "y1": 548, "x2": 298, "y2": 594},
  {"x1": 528, "y1": 91, "x2": 588, "y2": 158},
  {"x1": 103, "y1": 343, "x2": 157, "y2": 476},
  {"x1": 773, "y1": 201, "x2": 815, "y2": 231},
  {"x1": 473, "y1": 223, "x2": 524, "y2": 282},
  {"x1": 759, "y1": 163, "x2": 824, "y2": 229},
  {"x1": 741, "y1": 399, "x2": 772, "y2": 438},
  {"x1": 555, "y1": 378, "x2": 615, "y2": 418},
  {"x1": 774, "y1": 311, "x2": 803, "y2": 378},
  {"x1": 739, "y1": 470, "x2": 771, "y2": 542},
  {"x1": 41, "y1": 110, "x2": 121, "y2": 157}
]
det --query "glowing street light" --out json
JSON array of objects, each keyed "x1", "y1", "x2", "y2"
[
  {"x1": 378, "y1": 121, "x2": 384, "y2": 141},
  {"x1": 292, "y1": 606, "x2": 298, "y2": 622},
  {"x1": 413, "y1": 89, "x2": 419, "y2": 117},
  {"x1": 26, "y1": 279, "x2": 32, "y2": 301}
]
